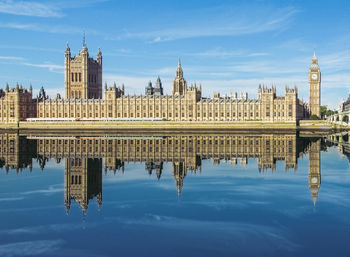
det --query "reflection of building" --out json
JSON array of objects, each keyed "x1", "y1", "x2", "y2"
[
  {"x1": 0, "y1": 132, "x2": 328, "y2": 210},
  {"x1": 36, "y1": 134, "x2": 299, "y2": 196},
  {"x1": 308, "y1": 140, "x2": 321, "y2": 206},
  {"x1": 1, "y1": 47, "x2": 321, "y2": 123},
  {"x1": 64, "y1": 158, "x2": 102, "y2": 213},
  {"x1": 0, "y1": 133, "x2": 36, "y2": 172}
]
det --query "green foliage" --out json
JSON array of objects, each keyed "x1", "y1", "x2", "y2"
[
  {"x1": 320, "y1": 105, "x2": 337, "y2": 119},
  {"x1": 310, "y1": 114, "x2": 320, "y2": 120}
]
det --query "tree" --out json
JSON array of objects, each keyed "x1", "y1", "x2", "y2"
[
  {"x1": 320, "y1": 105, "x2": 337, "y2": 119},
  {"x1": 310, "y1": 114, "x2": 320, "y2": 120},
  {"x1": 320, "y1": 106, "x2": 327, "y2": 119}
]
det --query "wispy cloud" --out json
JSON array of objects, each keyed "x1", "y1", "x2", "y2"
[
  {"x1": 0, "y1": 55, "x2": 64, "y2": 73},
  {"x1": 190, "y1": 48, "x2": 244, "y2": 58},
  {"x1": 0, "y1": 45, "x2": 61, "y2": 53},
  {"x1": 122, "y1": 6, "x2": 298, "y2": 42},
  {"x1": 23, "y1": 62, "x2": 64, "y2": 73},
  {"x1": 0, "y1": 22, "x2": 98, "y2": 35},
  {"x1": 0, "y1": 56, "x2": 25, "y2": 61},
  {"x1": 320, "y1": 50, "x2": 350, "y2": 72},
  {"x1": 0, "y1": 0, "x2": 62, "y2": 17}
]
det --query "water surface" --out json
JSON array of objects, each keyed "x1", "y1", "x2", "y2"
[{"x1": 0, "y1": 132, "x2": 349, "y2": 257}]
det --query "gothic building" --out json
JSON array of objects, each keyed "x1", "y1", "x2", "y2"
[{"x1": 0, "y1": 45, "x2": 320, "y2": 124}]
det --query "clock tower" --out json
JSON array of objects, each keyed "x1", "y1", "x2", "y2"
[{"x1": 309, "y1": 52, "x2": 321, "y2": 118}]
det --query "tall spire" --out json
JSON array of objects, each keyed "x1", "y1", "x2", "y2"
[
  {"x1": 176, "y1": 58, "x2": 183, "y2": 78},
  {"x1": 82, "y1": 31, "x2": 86, "y2": 47},
  {"x1": 310, "y1": 51, "x2": 319, "y2": 68}
]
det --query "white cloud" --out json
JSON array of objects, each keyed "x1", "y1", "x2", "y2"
[
  {"x1": 0, "y1": 22, "x2": 98, "y2": 35},
  {"x1": 320, "y1": 50, "x2": 350, "y2": 72},
  {"x1": 0, "y1": 0, "x2": 62, "y2": 17},
  {"x1": 0, "y1": 56, "x2": 25, "y2": 61},
  {"x1": 190, "y1": 48, "x2": 244, "y2": 58},
  {"x1": 22, "y1": 62, "x2": 64, "y2": 73},
  {"x1": 123, "y1": 6, "x2": 298, "y2": 42}
]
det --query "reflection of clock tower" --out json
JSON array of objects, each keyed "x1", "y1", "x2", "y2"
[
  {"x1": 308, "y1": 139, "x2": 321, "y2": 206},
  {"x1": 309, "y1": 52, "x2": 321, "y2": 118}
]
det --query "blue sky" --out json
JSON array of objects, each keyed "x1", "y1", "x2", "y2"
[{"x1": 0, "y1": 0, "x2": 349, "y2": 109}]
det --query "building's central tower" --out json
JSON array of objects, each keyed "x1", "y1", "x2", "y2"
[
  {"x1": 64, "y1": 43, "x2": 102, "y2": 99},
  {"x1": 309, "y1": 52, "x2": 321, "y2": 117},
  {"x1": 172, "y1": 59, "x2": 187, "y2": 95}
]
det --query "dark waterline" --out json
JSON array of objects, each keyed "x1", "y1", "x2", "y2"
[{"x1": 0, "y1": 132, "x2": 349, "y2": 257}]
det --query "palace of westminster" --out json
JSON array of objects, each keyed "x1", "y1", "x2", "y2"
[
  {"x1": 0, "y1": 42, "x2": 322, "y2": 123},
  {"x1": 0, "y1": 131, "x2": 328, "y2": 212}
]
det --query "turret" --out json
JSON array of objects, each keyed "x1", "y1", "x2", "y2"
[
  {"x1": 97, "y1": 48, "x2": 102, "y2": 64},
  {"x1": 154, "y1": 77, "x2": 163, "y2": 95},
  {"x1": 65, "y1": 43, "x2": 71, "y2": 58}
]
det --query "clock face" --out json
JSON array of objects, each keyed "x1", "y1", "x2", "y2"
[
  {"x1": 311, "y1": 73, "x2": 318, "y2": 80},
  {"x1": 311, "y1": 177, "x2": 318, "y2": 184}
]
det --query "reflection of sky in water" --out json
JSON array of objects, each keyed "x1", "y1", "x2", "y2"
[{"x1": 0, "y1": 143, "x2": 350, "y2": 257}]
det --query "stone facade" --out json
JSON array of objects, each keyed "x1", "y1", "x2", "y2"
[
  {"x1": 64, "y1": 43, "x2": 102, "y2": 99},
  {"x1": 0, "y1": 45, "x2": 320, "y2": 124},
  {"x1": 0, "y1": 84, "x2": 36, "y2": 123}
]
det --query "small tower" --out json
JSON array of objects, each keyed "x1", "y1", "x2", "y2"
[
  {"x1": 309, "y1": 52, "x2": 321, "y2": 118},
  {"x1": 97, "y1": 48, "x2": 102, "y2": 65},
  {"x1": 154, "y1": 76, "x2": 164, "y2": 95},
  {"x1": 172, "y1": 59, "x2": 187, "y2": 95},
  {"x1": 145, "y1": 81, "x2": 154, "y2": 95}
]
